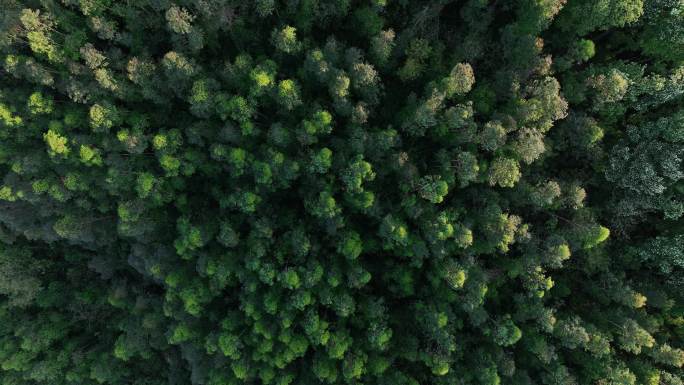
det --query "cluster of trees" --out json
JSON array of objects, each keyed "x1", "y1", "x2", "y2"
[{"x1": 0, "y1": 0, "x2": 682, "y2": 384}]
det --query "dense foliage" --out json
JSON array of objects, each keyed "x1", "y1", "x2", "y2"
[{"x1": 0, "y1": 0, "x2": 683, "y2": 384}]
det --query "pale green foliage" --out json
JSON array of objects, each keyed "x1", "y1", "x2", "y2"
[
  {"x1": 166, "y1": 5, "x2": 194, "y2": 34},
  {"x1": 277, "y1": 79, "x2": 302, "y2": 110},
  {"x1": 488, "y1": 158, "x2": 521, "y2": 188},
  {"x1": 310, "y1": 147, "x2": 333, "y2": 173},
  {"x1": 618, "y1": 319, "x2": 655, "y2": 354},
  {"x1": 442, "y1": 63, "x2": 475, "y2": 97},
  {"x1": 583, "y1": 225, "x2": 610, "y2": 249},
  {"x1": 493, "y1": 318, "x2": 522, "y2": 346},
  {"x1": 341, "y1": 158, "x2": 375, "y2": 193},
  {"x1": 418, "y1": 175, "x2": 449, "y2": 203},
  {"x1": 27, "y1": 92, "x2": 52, "y2": 115},
  {"x1": 272, "y1": 25, "x2": 300, "y2": 54},
  {"x1": 89, "y1": 103, "x2": 119, "y2": 132},
  {"x1": 43, "y1": 129, "x2": 69, "y2": 157}
]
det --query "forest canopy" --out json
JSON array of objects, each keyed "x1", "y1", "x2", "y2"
[{"x1": 0, "y1": 0, "x2": 683, "y2": 384}]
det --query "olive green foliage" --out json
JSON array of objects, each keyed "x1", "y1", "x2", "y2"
[{"x1": 0, "y1": 1, "x2": 682, "y2": 385}]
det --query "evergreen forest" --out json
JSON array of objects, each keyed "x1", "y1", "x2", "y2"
[{"x1": 1, "y1": 0, "x2": 684, "y2": 384}]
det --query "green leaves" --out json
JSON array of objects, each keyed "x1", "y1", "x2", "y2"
[
  {"x1": 27, "y1": 92, "x2": 53, "y2": 115},
  {"x1": 280, "y1": 269, "x2": 301, "y2": 290},
  {"x1": 276, "y1": 79, "x2": 302, "y2": 110},
  {"x1": 89, "y1": 103, "x2": 119, "y2": 133},
  {"x1": 174, "y1": 216, "x2": 209, "y2": 258},
  {"x1": 341, "y1": 158, "x2": 375, "y2": 193},
  {"x1": 216, "y1": 94, "x2": 253, "y2": 123},
  {"x1": 301, "y1": 110, "x2": 333, "y2": 140},
  {"x1": 493, "y1": 318, "x2": 522, "y2": 346},
  {"x1": 557, "y1": 0, "x2": 644, "y2": 35},
  {"x1": 218, "y1": 333, "x2": 241, "y2": 359},
  {"x1": 165, "y1": 5, "x2": 194, "y2": 35},
  {"x1": 79, "y1": 145, "x2": 102, "y2": 166},
  {"x1": 418, "y1": 176, "x2": 449, "y2": 203},
  {"x1": 43, "y1": 129, "x2": 69, "y2": 157},
  {"x1": 487, "y1": 158, "x2": 521, "y2": 188},
  {"x1": 583, "y1": 225, "x2": 610, "y2": 249},
  {"x1": 442, "y1": 260, "x2": 467, "y2": 290},
  {"x1": 310, "y1": 190, "x2": 340, "y2": 219},
  {"x1": 442, "y1": 63, "x2": 475, "y2": 98},
  {"x1": 379, "y1": 215, "x2": 409, "y2": 248},
  {"x1": 338, "y1": 231, "x2": 363, "y2": 260},
  {"x1": 0, "y1": 2, "x2": 682, "y2": 385},
  {"x1": 272, "y1": 25, "x2": 301, "y2": 54},
  {"x1": 310, "y1": 147, "x2": 333, "y2": 174}
]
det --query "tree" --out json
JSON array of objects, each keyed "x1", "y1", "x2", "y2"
[
  {"x1": 488, "y1": 158, "x2": 521, "y2": 188},
  {"x1": 557, "y1": 0, "x2": 644, "y2": 35},
  {"x1": 166, "y1": 5, "x2": 194, "y2": 34},
  {"x1": 272, "y1": 25, "x2": 301, "y2": 54}
]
